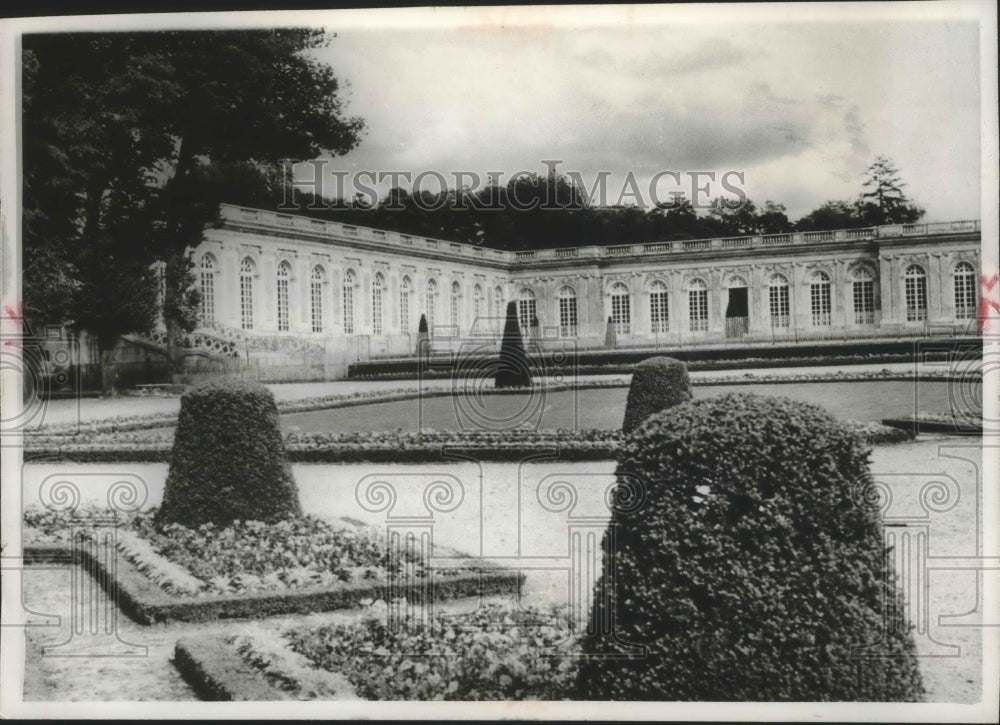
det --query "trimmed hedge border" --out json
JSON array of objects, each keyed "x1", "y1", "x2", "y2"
[
  {"x1": 348, "y1": 340, "x2": 979, "y2": 379},
  {"x1": 174, "y1": 636, "x2": 288, "y2": 701},
  {"x1": 23, "y1": 542, "x2": 524, "y2": 625},
  {"x1": 881, "y1": 415, "x2": 983, "y2": 436},
  {"x1": 23, "y1": 418, "x2": 915, "y2": 463}
]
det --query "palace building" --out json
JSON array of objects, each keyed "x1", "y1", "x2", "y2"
[{"x1": 116, "y1": 203, "x2": 981, "y2": 380}]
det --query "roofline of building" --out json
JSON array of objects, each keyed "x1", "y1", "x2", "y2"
[{"x1": 215, "y1": 203, "x2": 981, "y2": 271}]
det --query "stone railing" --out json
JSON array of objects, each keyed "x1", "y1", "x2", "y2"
[
  {"x1": 514, "y1": 220, "x2": 980, "y2": 264},
  {"x1": 220, "y1": 204, "x2": 980, "y2": 268},
  {"x1": 126, "y1": 322, "x2": 325, "y2": 358},
  {"x1": 201, "y1": 321, "x2": 325, "y2": 355},
  {"x1": 222, "y1": 204, "x2": 514, "y2": 266}
]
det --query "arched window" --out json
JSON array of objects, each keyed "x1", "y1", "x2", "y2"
[
  {"x1": 768, "y1": 273, "x2": 790, "y2": 329},
  {"x1": 400, "y1": 276, "x2": 412, "y2": 333},
  {"x1": 518, "y1": 288, "x2": 536, "y2": 333},
  {"x1": 450, "y1": 281, "x2": 462, "y2": 328},
  {"x1": 310, "y1": 266, "x2": 325, "y2": 333},
  {"x1": 472, "y1": 284, "x2": 484, "y2": 329},
  {"x1": 649, "y1": 280, "x2": 669, "y2": 334},
  {"x1": 904, "y1": 264, "x2": 927, "y2": 322},
  {"x1": 276, "y1": 260, "x2": 291, "y2": 332},
  {"x1": 688, "y1": 278, "x2": 709, "y2": 332},
  {"x1": 810, "y1": 270, "x2": 832, "y2": 326},
  {"x1": 343, "y1": 269, "x2": 356, "y2": 334},
  {"x1": 494, "y1": 285, "x2": 504, "y2": 329},
  {"x1": 851, "y1": 266, "x2": 876, "y2": 325},
  {"x1": 372, "y1": 273, "x2": 385, "y2": 335},
  {"x1": 610, "y1": 282, "x2": 631, "y2": 335},
  {"x1": 425, "y1": 278, "x2": 438, "y2": 333},
  {"x1": 954, "y1": 261, "x2": 976, "y2": 319},
  {"x1": 199, "y1": 253, "x2": 216, "y2": 324},
  {"x1": 557, "y1": 285, "x2": 578, "y2": 337},
  {"x1": 239, "y1": 257, "x2": 255, "y2": 331}
]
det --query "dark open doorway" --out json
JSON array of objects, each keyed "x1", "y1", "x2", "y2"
[{"x1": 725, "y1": 287, "x2": 749, "y2": 338}]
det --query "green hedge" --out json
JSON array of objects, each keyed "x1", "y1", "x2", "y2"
[
  {"x1": 157, "y1": 379, "x2": 301, "y2": 527},
  {"x1": 621, "y1": 356, "x2": 692, "y2": 433},
  {"x1": 174, "y1": 637, "x2": 288, "y2": 701},
  {"x1": 575, "y1": 393, "x2": 924, "y2": 701}
]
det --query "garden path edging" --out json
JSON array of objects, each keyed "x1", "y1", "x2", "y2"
[{"x1": 23, "y1": 543, "x2": 525, "y2": 625}]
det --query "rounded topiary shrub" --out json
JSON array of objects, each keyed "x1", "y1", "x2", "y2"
[
  {"x1": 156, "y1": 379, "x2": 301, "y2": 527},
  {"x1": 576, "y1": 393, "x2": 923, "y2": 702},
  {"x1": 621, "y1": 356, "x2": 692, "y2": 433}
]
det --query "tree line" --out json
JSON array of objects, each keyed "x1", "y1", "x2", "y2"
[{"x1": 226, "y1": 155, "x2": 925, "y2": 252}]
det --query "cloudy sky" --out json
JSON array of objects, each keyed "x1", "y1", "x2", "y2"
[{"x1": 300, "y1": 5, "x2": 982, "y2": 223}]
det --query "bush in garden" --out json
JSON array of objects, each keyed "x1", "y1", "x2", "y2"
[
  {"x1": 156, "y1": 379, "x2": 301, "y2": 527},
  {"x1": 495, "y1": 301, "x2": 531, "y2": 388},
  {"x1": 621, "y1": 356, "x2": 692, "y2": 434},
  {"x1": 575, "y1": 393, "x2": 924, "y2": 702}
]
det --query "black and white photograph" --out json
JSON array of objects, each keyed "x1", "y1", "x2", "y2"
[{"x1": 0, "y1": 2, "x2": 997, "y2": 720}]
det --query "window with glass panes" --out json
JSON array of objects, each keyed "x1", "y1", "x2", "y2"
[
  {"x1": 518, "y1": 290, "x2": 536, "y2": 333},
  {"x1": 199, "y1": 254, "x2": 216, "y2": 323},
  {"x1": 688, "y1": 279, "x2": 708, "y2": 332},
  {"x1": 473, "y1": 285, "x2": 483, "y2": 328},
  {"x1": 310, "y1": 266, "x2": 325, "y2": 333},
  {"x1": 425, "y1": 279, "x2": 437, "y2": 333},
  {"x1": 450, "y1": 281, "x2": 461, "y2": 328},
  {"x1": 852, "y1": 267, "x2": 875, "y2": 325},
  {"x1": 768, "y1": 274, "x2": 789, "y2": 328},
  {"x1": 342, "y1": 269, "x2": 356, "y2": 334},
  {"x1": 240, "y1": 258, "x2": 254, "y2": 330},
  {"x1": 557, "y1": 286, "x2": 578, "y2": 337},
  {"x1": 610, "y1": 283, "x2": 631, "y2": 335},
  {"x1": 372, "y1": 274, "x2": 384, "y2": 335},
  {"x1": 400, "y1": 277, "x2": 411, "y2": 333},
  {"x1": 649, "y1": 280, "x2": 669, "y2": 334},
  {"x1": 276, "y1": 261, "x2": 291, "y2": 332},
  {"x1": 954, "y1": 262, "x2": 976, "y2": 319},
  {"x1": 810, "y1": 271, "x2": 831, "y2": 326},
  {"x1": 904, "y1": 265, "x2": 927, "y2": 321}
]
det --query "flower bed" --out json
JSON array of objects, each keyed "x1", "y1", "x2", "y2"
[
  {"x1": 25, "y1": 506, "x2": 456, "y2": 598},
  {"x1": 283, "y1": 602, "x2": 581, "y2": 700},
  {"x1": 22, "y1": 506, "x2": 524, "y2": 623}
]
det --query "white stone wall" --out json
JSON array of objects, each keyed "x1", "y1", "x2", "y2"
[{"x1": 187, "y1": 208, "x2": 982, "y2": 365}]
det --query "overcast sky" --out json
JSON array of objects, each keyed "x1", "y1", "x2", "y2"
[{"x1": 301, "y1": 8, "x2": 982, "y2": 222}]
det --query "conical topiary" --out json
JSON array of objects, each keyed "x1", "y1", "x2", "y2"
[
  {"x1": 575, "y1": 393, "x2": 924, "y2": 701},
  {"x1": 495, "y1": 301, "x2": 531, "y2": 388},
  {"x1": 604, "y1": 315, "x2": 616, "y2": 348},
  {"x1": 416, "y1": 313, "x2": 430, "y2": 356},
  {"x1": 156, "y1": 379, "x2": 301, "y2": 527},
  {"x1": 621, "y1": 356, "x2": 692, "y2": 434}
]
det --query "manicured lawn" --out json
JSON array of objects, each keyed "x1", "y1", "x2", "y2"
[{"x1": 279, "y1": 380, "x2": 957, "y2": 433}]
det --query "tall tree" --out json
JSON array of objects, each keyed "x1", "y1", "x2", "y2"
[
  {"x1": 22, "y1": 30, "x2": 364, "y2": 390},
  {"x1": 856, "y1": 156, "x2": 924, "y2": 226}
]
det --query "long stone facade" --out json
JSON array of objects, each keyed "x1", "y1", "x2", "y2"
[{"x1": 176, "y1": 203, "x2": 982, "y2": 368}]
